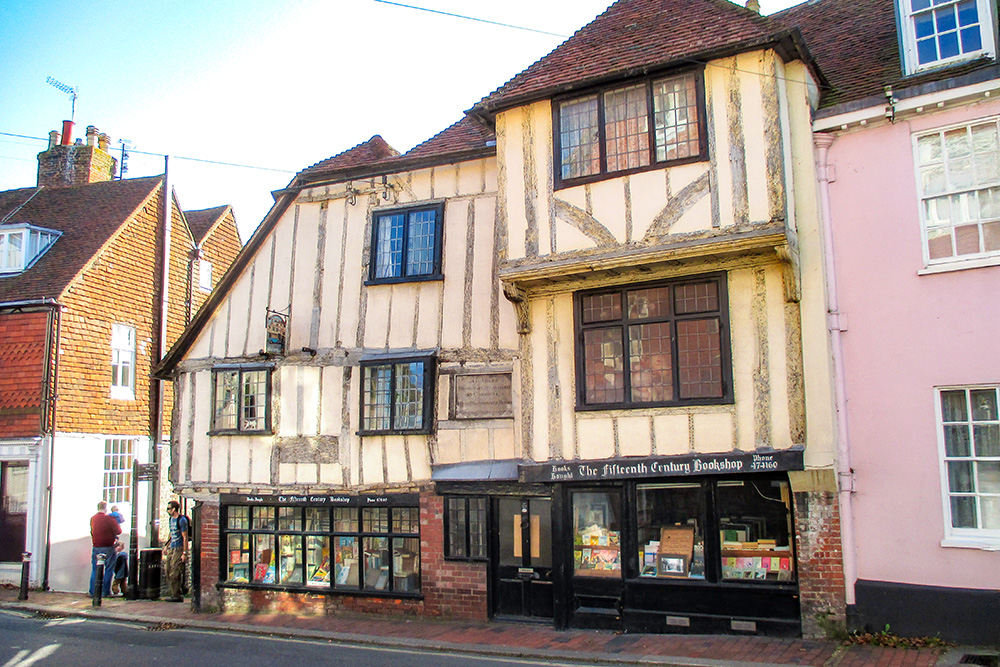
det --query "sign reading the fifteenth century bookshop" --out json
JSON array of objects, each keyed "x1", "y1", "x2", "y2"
[
  {"x1": 452, "y1": 372, "x2": 513, "y2": 419},
  {"x1": 519, "y1": 448, "x2": 805, "y2": 483}
]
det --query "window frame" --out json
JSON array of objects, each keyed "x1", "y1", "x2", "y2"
[
  {"x1": 552, "y1": 67, "x2": 707, "y2": 190},
  {"x1": 110, "y1": 324, "x2": 136, "y2": 400},
  {"x1": 103, "y1": 438, "x2": 135, "y2": 504},
  {"x1": 220, "y1": 498, "x2": 421, "y2": 596},
  {"x1": 913, "y1": 116, "x2": 1000, "y2": 269},
  {"x1": 210, "y1": 366, "x2": 273, "y2": 435},
  {"x1": 198, "y1": 259, "x2": 213, "y2": 292},
  {"x1": 366, "y1": 202, "x2": 445, "y2": 285},
  {"x1": 0, "y1": 224, "x2": 60, "y2": 274},
  {"x1": 897, "y1": 0, "x2": 997, "y2": 75},
  {"x1": 936, "y1": 385, "x2": 1000, "y2": 546},
  {"x1": 359, "y1": 355, "x2": 436, "y2": 436},
  {"x1": 444, "y1": 496, "x2": 488, "y2": 562},
  {"x1": 573, "y1": 273, "x2": 733, "y2": 411}
]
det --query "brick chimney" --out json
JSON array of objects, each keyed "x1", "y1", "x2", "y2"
[{"x1": 37, "y1": 123, "x2": 118, "y2": 187}]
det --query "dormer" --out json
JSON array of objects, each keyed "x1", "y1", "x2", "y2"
[
  {"x1": 897, "y1": 0, "x2": 998, "y2": 75},
  {"x1": 0, "y1": 224, "x2": 60, "y2": 274}
]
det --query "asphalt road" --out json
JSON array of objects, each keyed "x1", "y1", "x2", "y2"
[{"x1": 0, "y1": 609, "x2": 595, "y2": 667}]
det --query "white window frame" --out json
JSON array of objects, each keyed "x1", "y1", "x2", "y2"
[
  {"x1": 936, "y1": 385, "x2": 1000, "y2": 548},
  {"x1": 198, "y1": 259, "x2": 213, "y2": 292},
  {"x1": 110, "y1": 324, "x2": 136, "y2": 400},
  {"x1": 898, "y1": 0, "x2": 998, "y2": 75},
  {"x1": 913, "y1": 116, "x2": 1000, "y2": 271},
  {"x1": 103, "y1": 438, "x2": 135, "y2": 504},
  {"x1": 0, "y1": 224, "x2": 60, "y2": 274}
]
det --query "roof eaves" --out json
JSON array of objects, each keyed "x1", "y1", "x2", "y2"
[{"x1": 293, "y1": 145, "x2": 497, "y2": 189}]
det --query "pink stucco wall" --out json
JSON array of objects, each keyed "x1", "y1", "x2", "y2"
[{"x1": 826, "y1": 100, "x2": 1000, "y2": 591}]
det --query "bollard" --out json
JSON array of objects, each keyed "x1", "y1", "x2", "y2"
[
  {"x1": 18, "y1": 552, "x2": 30, "y2": 601},
  {"x1": 93, "y1": 553, "x2": 106, "y2": 607}
]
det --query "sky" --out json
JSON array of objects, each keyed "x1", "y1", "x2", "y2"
[{"x1": 0, "y1": 0, "x2": 801, "y2": 242}]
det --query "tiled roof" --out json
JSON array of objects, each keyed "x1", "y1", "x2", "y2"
[
  {"x1": 475, "y1": 0, "x2": 782, "y2": 114},
  {"x1": 403, "y1": 116, "x2": 496, "y2": 160},
  {"x1": 0, "y1": 176, "x2": 161, "y2": 303},
  {"x1": 776, "y1": 0, "x2": 998, "y2": 110},
  {"x1": 185, "y1": 205, "x2": 231, "y2": 244},
  {"x1": 298, "y1": 135, "x2": 400, "y2": 178}
]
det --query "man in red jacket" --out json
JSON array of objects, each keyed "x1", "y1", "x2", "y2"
[{"x1": 89, "y1": 501, "x2": 121, "y2": 596}]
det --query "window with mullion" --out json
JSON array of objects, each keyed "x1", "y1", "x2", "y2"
[
  {"x1": 901, "y1": 0, "x2": 996, "y2": 73},
  {"x1": 445, "y1": 496, "x2": 488, "y2": 561},
  {"x1": 360, "y1": 357, "x2": 434, "y2": 435},
  {"x1": 556, "y1": 69, "x2": 704, "y2": 187},
  {"x1": 211, "y1": 367, "x2": 272, "y2": 434},
  {"x1": 576, "y1": 275, "x2": 730, "y2": 409},
  {"x1": 939, "y1": 387, "x2": 1000, "y2": 537},
  {"x1": 369, "y1": 204, "x2": 443, "y2": 282}
]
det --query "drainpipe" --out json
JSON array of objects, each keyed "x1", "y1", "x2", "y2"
[
  {"x1": 1, "y1": 298, "x2": 63, "y2": 590},
  {"x1": 813, "y1": 132, "x2": 857, "y2": 608},
  {"x1": 151, "y1": 159, "x2": 172, "y2": 548}
]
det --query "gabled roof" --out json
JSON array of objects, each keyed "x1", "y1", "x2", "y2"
[
  {"x1": 776, "y1": 0, "x2": 999, "y2": 111},
  {"x1": 298, "y1": 135, "x2": 400, "y2": 179},
  {"x1": 473, "y1": 0, "x2": 796, "y2": 115},
  {"x1": 0, "y1": 176, "x2": 162, "y2": 304},
  {"x1": 185, "y1": 205, "x2": 234, "y2": 245}
]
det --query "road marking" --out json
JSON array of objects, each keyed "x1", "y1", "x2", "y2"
[
  {"x1": 1, "y1": 644, "x2": 60, "y2": 667},
  {"x1": 43, "y1": 618, "x2": 85, "y2": 627}
]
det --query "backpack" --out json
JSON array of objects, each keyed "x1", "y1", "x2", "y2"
[{"x1": 179, "y1": 514, "x2": 193, "y2": 542}]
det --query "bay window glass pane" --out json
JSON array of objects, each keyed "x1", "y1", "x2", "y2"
[
  {"x1": 406, "y1": 209, "x2": 437, "y2": 276},
  {"x1": 653, "y1": 73, "x2": 700, "y2": 162},
  {"x1": 604, "y1": 84, "x2": 650, "y2": 172},
  {"x1": 393, "y1": 362, "x2": 424, "y2": 430},
  {"x1": 393, "y1": 507, "x2": 419, "y2": 533},
  {"x1": 305, "y1": 507, "x2": 329, "y2": 532},
  {"x1": 582, "y1": 292, "x2": 621, "y2": 323},
  {"x1": 629, "y1": 323, "x2": 673, "y2": 402},
  {"x1": 951, "y1": 495, "x2": 977, "y2": 527},
  {"x1": 627, "y1": 287, "x2": 670, "y2": 319},
  {"x1": 374, "y1": 213, "x2": 404, "y2": 279},
  {"x1": 560, "y1": 96, "x2": 600, "y2": 180},
  {"x1": 363, "y1": 536, "x2": 390, "y2": 590},
  {"x1": 677, "y1": 318, "x2": 723, "y2": 399},
  {"x1": 363, "y1": 365, "x2": 392, "y2": 431},
  {"x1": 306, "y1": 535, "x2": 331, "y2": 587},
  {"x1": 334, "y1": 536, "x2": 359, "y2": 587},
  {"x1": 226, "y1": 533, "x2": 250, "y2": 582},
  {"x1": 227, "y1": 506, "x2": 249, "y2": 531},
  {"x1": 571, "y1": 491, "x2": 622, "y2": 577},
  {"x1": 278, "y1": 507, "x2": 301, "y2": 532},
  {"x1": 278, "y1": 535, "x2": 302, "y2": 585},
  {"x1": 214, "y1": 370, "x2": 239, "y2": 431},
  {"x1": 583, "y1": 328, "x2": 624, "y2": 404},
  {"x1": 241, "y1": 370, "x2": 268, "y2": 431},
  {"x1": 253, "y1": 506, "x2": 275, "y2": 531},
  {"x1": 393, "y1": 536, "x2": 420, "y2": 592},
  {"x1": 253, "y1": 534, "x2": 275, "y2": 583},
  {"x1": 333, "y1": 507, "x2": 357, "y2": 532},
  {"x1": 363, "y1": 507, "x2": 388, "y2": 533},
  {"x1": 636, "y1": 483, "x2": 705, "y2": 579},
  {"x1": 717, "y1": 479, "x2": 795, "y2": 582}
]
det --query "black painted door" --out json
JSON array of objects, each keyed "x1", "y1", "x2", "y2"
[{"x1": 493, "y1": 497, "x2": 553, "y2": 620}]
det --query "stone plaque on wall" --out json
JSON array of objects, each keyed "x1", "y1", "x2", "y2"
[{"x1": 452, "y1": 373, "x2": 513, "y2": 419}]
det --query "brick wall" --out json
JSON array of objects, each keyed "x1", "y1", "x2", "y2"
[
  {"x1": 36, "y1": 144, "x2": 116, "y2": 188},
  {"x1": 197, "y1": 500, "x2": 223, "y2": 610},
  {"x1": 794, "y1": 489, "x2": 846, "y2": 638},
  {"x1": 190, "y1": 210, "x2": 241, "y2": 316},
  {"x1": 419, "y1": 493, "x2": 489, "y2": 620},
  {"x1": 0, "y1": 310, "x2": 52, "y2": 436}
]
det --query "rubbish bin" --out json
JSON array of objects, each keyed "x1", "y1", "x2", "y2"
[{"x1": 138, "y1": 549, "x2": 161, "y2": 600}]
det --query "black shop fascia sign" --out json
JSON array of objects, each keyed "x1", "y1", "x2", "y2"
[
  {"x1": 519, "y1": 447, "x2": 804, "y2": 483},
  {"x1": 220, "y1": 493, "x2": 419, "y2": 507}
]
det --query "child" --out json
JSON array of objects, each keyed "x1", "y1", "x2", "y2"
[
  {"x1": 110, "y1": 539, "x2": 128, "y2": 596},
  {"x1": 109, "y1": 505, "x2": 126, "y2": 525}
]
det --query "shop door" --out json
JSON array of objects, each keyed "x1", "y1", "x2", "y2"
[
  {"x1": 0, "y1": 462, "x2": 28, "y2": 562},
  {"x1": 494, "y1": 497, "x2": 553, "y2": 620},
  {"x1": 568, "y1": 488, "x2": 624, "y2": 630}
]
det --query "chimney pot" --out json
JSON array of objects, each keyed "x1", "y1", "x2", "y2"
[
  {"x1": 86, "y1": 125, "x2": 98, "y2": 147},
  {"x1": 61, "y1": 120, "x2": 74, "y2": 145},
  {"x1": 746, "y1": 0, "x2": 761, "y2": 12},
  {"x1": 98, "y1": 133, "x2": 110, "y2": 152},
  {"x1": 48, "y1": 131, "x2": 60, "y2": 150}
]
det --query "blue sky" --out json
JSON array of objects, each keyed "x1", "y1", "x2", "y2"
[{"x1": 0, "y1": 0, "x2": 799, "y2": 241}]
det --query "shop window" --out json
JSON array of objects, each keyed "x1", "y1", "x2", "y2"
[
  {"x1": 369, "y1": 203, "x2": 444, "y2": 283},
  {"x1": 222, "y1": 501, "x2": 420, "y2": 594},
  {"x1": 636, "y1": 482, "x2": 706, "y2": 579},
  {"x1": 939, "y1": 386, "x2": 1000, "y2": 542},
  {"x1": 445, "y1": 497, "x2": 488, "y2": 561},
  {"x1": 360, "y1": 356, "x2": 435, "y2": 435},
  {"x1": 211, "y1": 367, "x2": 271, "y2": 434},
  {"x1": 575, "y1": 274, "x2": 731, "y2": 410},
  {"x1": 0, "y1": 462, "x2": 28, "y2": 562},
  {"x1": 555, "y1": 70, "x2": 705, "y2": 187},
  {"x1": 571, "y1": 491, "x2": 622, "y2": 577},
  {"x1": 716, "y1": 479, "x2": 795, "y2": 582}
]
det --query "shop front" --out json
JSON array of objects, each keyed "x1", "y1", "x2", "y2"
[{"x1": 518, "y1": 448, "x2": 806, "y2": 636}]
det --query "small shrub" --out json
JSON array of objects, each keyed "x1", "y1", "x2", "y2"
[{"x1": 846, "y1": 624, "x2": 953, "y2": 649}]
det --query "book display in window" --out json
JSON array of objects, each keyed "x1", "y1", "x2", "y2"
[
  {"x1": 572, "y1": 496, "x2": 621, "y2": 577},
  {"x1": 334, "y1": 536, "x2": 359, "y2": 587}
]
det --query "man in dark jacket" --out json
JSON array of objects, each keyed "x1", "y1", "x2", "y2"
[{"x1": 89, "y1": 501, "x2": 121, "y2": 596}]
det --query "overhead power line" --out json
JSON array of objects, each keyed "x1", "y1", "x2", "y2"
[{"x1": 371, "y1": 0, "x2": 570, "y2": 38}]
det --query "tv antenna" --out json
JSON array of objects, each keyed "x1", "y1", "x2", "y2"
[
  {"x1": 46, "y1": 77, "x2": 78, "y2": 121},
  {"x1": 117, "y1": 139, "x2": 133, "y2": 179}
]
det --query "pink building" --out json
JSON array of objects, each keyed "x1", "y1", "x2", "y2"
[{"x1": 783, "y1": 0, "x2": 1000, "y2": 644}]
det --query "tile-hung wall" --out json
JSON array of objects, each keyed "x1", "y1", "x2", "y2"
[
  {"x1": 495, "y1": 50, "x2": 836, "y2": 470},
  {"x1": 169, "y1": 157, "x2": 521, "y2": 493}
]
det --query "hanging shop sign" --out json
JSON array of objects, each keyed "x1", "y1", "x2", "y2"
[
  {"x1": 264, "y1": 311, "x2": 288, "y2": 356},
  {"x1": 220, "y1": 492, "x2": 419, "y2": 507},
  {"x1": 519, "y1": 448, "x2": 804, "y2": 483}
]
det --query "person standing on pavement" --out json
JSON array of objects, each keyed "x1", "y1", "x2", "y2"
[
  {"x1": 89, "y1": 501, "x2": 121, "y2": 597},
  {"x1": 163, "y1": 500, "x2": 189, "y2": 602}
]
